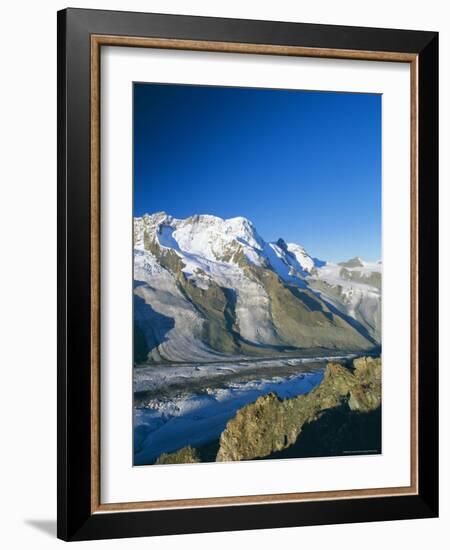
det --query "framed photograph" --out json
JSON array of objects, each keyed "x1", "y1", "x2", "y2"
[{"x1": 57, "y1": 8, "x2": 438, "y2": 541}]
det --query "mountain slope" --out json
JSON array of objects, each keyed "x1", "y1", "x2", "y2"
[
  {"x1": 307, "y1": 259, "x2": 381, "y2": 342},
  {"x1": 134, "y1": 212, "x2": 381, "y2": 363}
]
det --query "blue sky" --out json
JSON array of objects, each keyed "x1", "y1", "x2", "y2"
[{"x1": 134, "y1": 83, "x2": 381, "y2": 262}]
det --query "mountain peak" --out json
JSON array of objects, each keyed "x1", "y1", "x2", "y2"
[
  {"x1": 339, "y1": 256, "x2": 365, "y2": 268},
  {"x1": 275, "y1": 238, "x2": 288, "y2": 251},
  {"x1": 133, "y1": 211, "x2": 381, "y2": 361}
]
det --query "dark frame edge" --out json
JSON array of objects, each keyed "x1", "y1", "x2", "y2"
[
  {"x1": 57, "y1": 8, "x2": 68, "y2": 542},
  {"x1": 57, "y1": 7, "x2": 94, "y2": 541},
  {"x1": 57, "y1": 7, "x2": 439, "y2": 541},
  {"x1": 68, "y1": 494, "x2": 437, "y2": 542},
  {"x1": 417, "y1": 32, "x2": 439, "y2": 518}
]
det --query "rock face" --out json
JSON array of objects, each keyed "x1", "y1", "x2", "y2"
[
  {"x1": 154, "y1": 445, "x2": 201, "y2": 465},
  {"x1": 216, "y1": 356, "x2": 381, "y2": 462}
]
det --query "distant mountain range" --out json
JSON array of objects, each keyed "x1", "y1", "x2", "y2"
[{"x1": 133, "y1": 212, "x2": 381, "y2": 363}]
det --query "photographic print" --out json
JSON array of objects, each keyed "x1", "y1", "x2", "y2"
[{"x1": 133, "y1": 82, "x2": 382, "y2": 467}]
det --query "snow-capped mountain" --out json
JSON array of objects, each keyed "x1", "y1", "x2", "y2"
[
  {"x1": 134, "y1": 212, "x2": 381, "y2": 363},
  {"x1": 308, "y1": 258, "x2": 381, "y2": 343}
]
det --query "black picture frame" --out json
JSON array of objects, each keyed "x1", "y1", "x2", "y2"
[{"x1": 57, "y1": 7, "x2": 438, "y2": 541}]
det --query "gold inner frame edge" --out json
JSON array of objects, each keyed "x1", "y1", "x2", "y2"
[{"x1": 90, "y1": 35, "x2": 419, "y2": 514}]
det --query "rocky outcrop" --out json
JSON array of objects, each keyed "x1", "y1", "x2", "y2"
[
  {"x1": 216, "y1": 356, "x2": 381, "y2": 462},
  {"x1": 154, "y1": 445, "x2": 201, "y2": 465}
]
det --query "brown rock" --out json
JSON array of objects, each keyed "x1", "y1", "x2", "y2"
[
  {"x1": 216, "y1": 356, "x2": 381, "y2": 462},
  {"x1": 155, "y1": 445, "x2": 201, "y2": 465}
]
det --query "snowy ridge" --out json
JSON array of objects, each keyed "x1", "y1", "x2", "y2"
[
  {"x1": 134, "y1": 211, "x2": 319, "y2": 283},
  {"x1": 133, "y1": 212, "x2": 382, "y2": 361},
  {"x1": 308, "y1": 259, "x2": 381, "y2": 341}
]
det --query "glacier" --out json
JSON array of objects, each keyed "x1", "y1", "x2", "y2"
[{"x1": 134, "y1": 357, "x2": 332, "y2": 465}]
